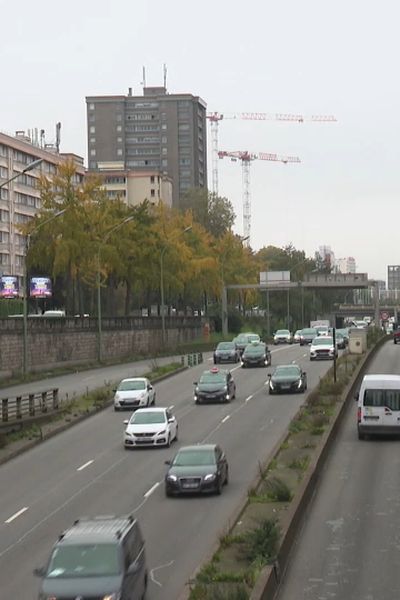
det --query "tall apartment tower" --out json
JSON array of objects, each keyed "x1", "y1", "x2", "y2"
[
  {"x1": 388, "y1": 265, "x2": 400, "y2": 290},
  {"x1": 86, "y1": 86, "x2": 207, "y2": 207}
]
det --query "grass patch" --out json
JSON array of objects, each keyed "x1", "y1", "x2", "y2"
[
  {"x1": 189, "y1": 583, "x2": 250, "y2": 600},
  {"x1": 289, "y1": 456, "x2": 310, "y2": 471},
  {"x1": 264, "y1": 476, "x2": 292, "y2": 502},
  {"x1": 289, "y1": 417, "x2": 308, "y2": 433},
  {"x1": 244, "y1": 518, "x2": 280, "y2": 564},
  {"x1": 219, "y1": 533, "x2": 246, "y2": 548}
]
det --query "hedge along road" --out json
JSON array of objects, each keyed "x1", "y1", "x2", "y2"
[
  {"x1": 276, "y1": 339, "x2": 400, "y2": 600},
  {"x1": 0, "y1": 343, "x2": 340, "y2": 600}
]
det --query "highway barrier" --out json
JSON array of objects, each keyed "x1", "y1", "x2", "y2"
[
  {"x1": 181, "y1": 353, "x2": 203, "y2": 367},
  {"x1": 0, "y1": 388, "x2": 59, "y2": 427}
]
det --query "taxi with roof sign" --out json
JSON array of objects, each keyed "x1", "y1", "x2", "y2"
[{"x1": 193, "y1": 367, "x2": 236, "y2": 404}]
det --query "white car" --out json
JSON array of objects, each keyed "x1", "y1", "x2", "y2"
[
  {"x1": 310, "y1": 336, "x2": 337, "y2": 360},
  {"x1": 273, "y1": 329, "x2": 293, "y2": 344},
  {"x1": 293, "y1": 329, "x2": 302, "y2": 343},
  {"x1": 113, "y1": 377, "x2": 155, "y2": 411},
  {"x1": 124, "y1": 407, "x2": 178, "y2": 448}
]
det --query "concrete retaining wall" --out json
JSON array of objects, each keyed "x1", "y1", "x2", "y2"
[{"x1": 0, "y1": 316, "x2": 202, "y2": 375}]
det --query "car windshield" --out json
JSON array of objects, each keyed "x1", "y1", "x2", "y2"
[
  {"x1": 244, "y1": 344, "x2": 264, "y2": 355},
  {"x1": 301, "y1": 328, "x2": 317, "y2": 335},
  {"x1": 46, "y1": 543, "x2": 120, "y2": 578},
  {"x1": 199, "y1": 372, "x2": 226, "y2": 384},
  {"x1": 118, "y1": 380, "x2": 146, "y2": 391},
  {"x1": 235, "y1": 335, "x2": 247, "y2": 343},
  {"x1": 313, "y1": 337, "x2": 333, "y2": 345},
  {"x1": 173, "y1": 449, "x2": 216, "y2": 466},
  {"x1": 247, "y1": 334, "x2": 260, "y2": 342},
  {"x1": 274, "y1": 366, "x2": 300, "y2": 377},
  {"x1": 130, "y1": 411, "x2": 165, "y2": 424},
  {"x1": 217, "y1": 342, "x2": 234, "y2": 350},
  {"x1": 276, "y1": 330, "x2": 289, "y2": 335}
]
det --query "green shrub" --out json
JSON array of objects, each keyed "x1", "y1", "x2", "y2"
[
  {"x1": 244, "y1": 518, "x2": 280, "y2": 564},
  {"x1": 265, "y1": 477, "x2": 292, "y2": 502},
  {"x1": 289, "y1": 456, "x2": 310, "y2": 471},
  {"x1": 189, "y1": 583, "x2": 249, "y2": 600}
]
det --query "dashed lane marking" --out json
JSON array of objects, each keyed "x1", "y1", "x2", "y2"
[
  {"x1": 144, "y1": 482, "x2": 160, "y2": 499},
  {"x1": 5, "y1": 507, "x2": 29, "y2": 524},
  {"x1": 77, "y1": 460, "x2": 94, "y2": 472},
  {"x1": 221, "y1": 415, "x2": 230, "y2": 424}
]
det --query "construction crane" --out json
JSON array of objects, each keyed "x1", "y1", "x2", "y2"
[
  {"x1": 218, "y1": 150, "x2": 301, "y2": 246},
  {"x1": 207, "y1": 111, "x2": 336, "y2": 195}
]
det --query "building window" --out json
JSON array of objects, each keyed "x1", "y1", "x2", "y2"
[
  {"x1": 0, "y1": 166, "x2": 8, "y2": 178},
  {"x1": 161, "y1": 136, "x2": 167, "y2": 144},
  {"x1": 117, "y1": 125, "x2": 122, "y2": 132},
  {"x1": 0, "y1": 209, "x2": 9, "y2": 222},
  {"x1": 116, "y1": 114, "x2": 122, "y2": 121},
  {"x1": 89, "y1": 114, "x2": 95, "y2": 122},
  {"x1": 117, "y1": 137, "x2": 123, "y2": 143},
  {"x1": 117, "y1": 149, "x2": 123, "y2": 156},
  {"x1": 0, "y1": 253, "x2": 9, "y2": 265},
  {"x1": 90, "y1": 126, "x2": 96, "y2": 134},
  {"x1": 90, "y1": 161, "x2": 97, "y2": 169},
  {"x1": 161, "y1": 123, "x2": 167, "y2": 130},
  {"x1": 0, "y1": 144, "x2": 7, "y2": 157},
  {"x1": 179, "y1": 158, "x2": 191, "y2": 165},
  {"x1": 162, "y1": 147, "x2": 167, "y2": 155},
  {"x1": 161, "y1": 112, "x2": 167, "y2": 120},
  {"x1": 150, "y1": 176, "x2": 155, "y2": 183},
  {"x1": 90, "y1": 149, "x2": 96, "y2": 157},
  {"x1": 90, "y1": 137, "x2": 96, "y2": 144},
  {"x1": 89, "y1": 103, "x2": 95, "y2": 110},
  {"x1": 0, "y1": 189, "x2": 8, "y2": 201},
  {"x1": 162, "y1": 159, "x2": 168, "y2": 167},
  {"x1": 0, "y1": 231, "x2": 9, "y2": 243},
  {"x1": 150, "y1": 189, "x2": 155, "y2": 197}
]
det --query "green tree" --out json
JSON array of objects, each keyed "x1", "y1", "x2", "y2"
[{"x1": 181, "y1": 188, "x2": 235, "y2": 238}]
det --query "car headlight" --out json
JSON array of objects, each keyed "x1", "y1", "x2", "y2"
[
  {"x1": 204, "y1": 473, "x2": 216, "y2": 481},
  {"x1": 114, "y1": 393, "x2": 120, "y2": 401},
  {"x1": 297, "y1": 379, "x2": 302, "y2": 388},
  {"x1": 125, "y1": 431, "x2": 133, "y2": 437},
  {"x1": 103, "y1": 593, "x2": 121, "y2": 600},
  {"x1": 223, "y1": 385, "x2": 228, "y2": 392},
  {"x1": 269, "y1": 380, "x2": 274, "y2": 389},
  {"x1": 167, "y1": 474, "x2": 178, "y2": 482},
  {"x1": 157, "y1": 430, "x2": 166, "y2": 435}
]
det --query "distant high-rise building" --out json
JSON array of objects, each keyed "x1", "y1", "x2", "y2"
[
  {"x1": 86, "y1": 86, "x2": 207, "y2": 207},
  {"x1": 388, "y1": 265, "x2": 400, "y2": 290},
  {"x1": 336, "y1": 256, "x2": 356, "y2": 274},
  {"x1": 317, "y1": 245, "x2": 335, "y2": 270}
]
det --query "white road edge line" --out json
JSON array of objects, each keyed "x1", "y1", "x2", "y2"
[
  {"x1": 221, "y1": 415, "x2": 230, "y2": 424},
  {"x1": 245, "y1": 394, "x2": 253, "y2": 403},
  {"x1": 144, "y1": 482, "x2": 160, "y2": 499},
  {"x1": 77, "y1": 460, "x2": 94, "y2": 472},
  {"x1": 5, "y1": 507, "x2": 28, "y2": 524},
  {"x1": 150, "y1": 560, "x2": 175, "y2": 587}
]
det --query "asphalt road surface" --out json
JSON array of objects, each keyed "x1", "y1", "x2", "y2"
[
  {"x1": 277, "y1": 339, "x2": 400, "y2": 600},
  {"x1": 0, "y1": 343, "x2": 337, "y2": 599}
]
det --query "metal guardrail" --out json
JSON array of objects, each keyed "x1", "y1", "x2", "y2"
[
  {"x1": 181, "y1": 353, "x2": 204, "y2": 367},
  {"x1": 1, "y1": 388, "x2": 59, "y2": 425}
]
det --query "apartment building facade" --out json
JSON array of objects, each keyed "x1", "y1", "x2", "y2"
[
  {"x1": 86, "y1": 86, "x2": 207, "y2": 207},
  {"x1": 0, "y1": 131, "x2": 84, "y2": 282},
  {"x1": 388, "y1": 265, "x2": 400, "y2": 290}
]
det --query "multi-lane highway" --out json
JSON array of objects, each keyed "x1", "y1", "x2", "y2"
[
  {"x1": 0, "y1": 343, "x2": 337, "y2": 599},
  {"x1": 277, "y1": 339, "x2": 400, "y2": 600}
]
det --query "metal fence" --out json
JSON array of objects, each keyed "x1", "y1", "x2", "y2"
[{"x1": 1, "y1": 388, "x2": 59, "y2": 426}]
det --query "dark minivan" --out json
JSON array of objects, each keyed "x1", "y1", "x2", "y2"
[{"x1": 34, "y1": 515, "x2": 147, "y2": 600}]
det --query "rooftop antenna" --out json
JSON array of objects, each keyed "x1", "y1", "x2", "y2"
[
  {"x1": 55, "y1": 122, "x2": 61, "y2": 153},
  {"x1": 141, "y1": 66, "x2": 146, "y2": 89},
  {"x1": 163, "y1": 63, "x2": 167, "y2": 90}
]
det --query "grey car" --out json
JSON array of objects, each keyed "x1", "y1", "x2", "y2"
[{"x1": 213, "y1": 341, "x2": 240, "y2": 364}]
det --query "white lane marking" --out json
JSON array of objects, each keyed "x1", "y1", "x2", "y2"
[
  {"x1": 231, "y1": 365, "x2": 241, "y2": 372},
  {"x1": 144, "y1": 482, "x2": 160, "y2": 499},
  {"x1": 303, "y1": 353, "x2": 307, "y2": 357},
  {"x1": 221, "y1": 414, "x2": 230, "y2": 424},
  {"x1": 77, "y1": 460, "x2": 94, "y2": 472},
  {"x1": 5, "y1": 507, "x2": 28, "y2": 524},
  {"x1": 150, "y1": 560, "x2": 175, "y2": 587},
  {"x1": 207, "y1": 357, "x2": 213, "y2": 361},
  {"x1": 0, "y1": 455, "x2": 127, "y2": 560},
  {"x1": 292, "y1": 360, "x2": 297, "y2": 364},
  {"x1": 245, "y1": 394, "x2": 253, "y2": 403}
]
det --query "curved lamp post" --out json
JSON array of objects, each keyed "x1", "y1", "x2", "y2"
[
  {"x1": 97, "y1": 216, "x2": 135, "y2": 362},
  {"x1": 160, "y1": 226, "x2": 192, "y2": 347}
]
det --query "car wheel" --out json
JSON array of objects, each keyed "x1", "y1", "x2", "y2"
[
  {"x1": 174, "y1": 426, "x2": 178, "y2": 441},
  {"x1": 268, "y1": 388, "x2": 274, "y2": 395},
  {"x1": 213, "y1": 358, "x2": 217, "y2": 364},
  {"x1": 165, "y1": 486, "x2": 173, "y2": 497},
  {"x1": 224, "y1": 467, "x2": 229, "y2": 485},
  {"x1": 241, "y1": 363, "x2": 246, "y2": 368},
  {"x1": 151, "y1": 393, "x2": 156, "y2": 406},
  {"x1": 166, "y1": 434, "x2": 171, "y2": 448},
  {"x1": 358, "y1": 431, "x2": 366, "y2": 440},
  {"x1": 216, "y1": 477, "x2": 223, "y2": 495},
  {"x1": 395, "y1": 339, "x2": 398, "y2": 344},
  {"x1": 114, "y1": 406, "x2": 120, "y2": 412}
]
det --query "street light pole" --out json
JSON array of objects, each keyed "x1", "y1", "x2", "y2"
[
  {"x1": 97, "y1": 216, "x2": 135, "y2": 362},
  {"x1": 23, "y1": 208, "x2": 66, "y2": 376},
  {"x1": 160, "y1": 225, "x2": 192, "y2": 347},
  {"x1": 0, "y1": 158, "x2": 43, "y2": 190}
]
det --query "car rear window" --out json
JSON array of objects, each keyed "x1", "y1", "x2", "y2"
[
  {"x1": 364, "y1": 389, "x2": 400, "y2": 411},
  {"x1": 217, "y1": 342, "x2": 234, "y2": 350}
]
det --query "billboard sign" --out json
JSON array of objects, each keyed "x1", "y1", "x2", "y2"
[
  {"x1": 30, "y1": 277, "x2": 52, "y2": 298},
  {"x1": 259, "y1": 271, "x2": 290, "y2": 285},
  {"x1": 0, "y1": 276, "x2": 19, "y2": 298}
]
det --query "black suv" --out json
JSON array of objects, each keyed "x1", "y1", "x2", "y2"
[
  {"x1": 34, "y1": 515, "x2": 147, "y2": 600},
  {"x1": 241, "y1": 342, "x2": 271, "y2": 368},
  {"x1": 194, "y1": 368, "x2": 236, "y2": 404}
]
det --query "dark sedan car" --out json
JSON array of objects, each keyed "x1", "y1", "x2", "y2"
[
  {"x1": 299, "y1": 328, "x2": 317, "y2": 346},
  {"x1": 165, "y1": 444, "x2": 229, "y2": 496},
  {"x1": 241, "y1": 341, "x2": 271, "y2": 368},
  {"x1": 268, "y1": 364, "x2": 307, "y2": 394},
  {"x1": 233, "y1": 332, "x2": 260, "y2": 355},
  {"x1": 213, "y1": 341, "x2": 240, "y2": 364},
  {"x1": 194, "y1": 368, "x2": 236, "y2": 404}
]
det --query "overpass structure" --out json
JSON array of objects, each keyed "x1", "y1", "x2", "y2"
[{"x1": 222, "y1": 273, "x2": 373, "y2": 336}]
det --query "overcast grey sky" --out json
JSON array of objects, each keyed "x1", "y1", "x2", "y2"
[{"x1": 1, "y1": 0, "x2": 398, "y2": 280}]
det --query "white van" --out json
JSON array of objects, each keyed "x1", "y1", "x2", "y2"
[{"x1": 356, "y1": 374, "x2": 400, "y2": 439}]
